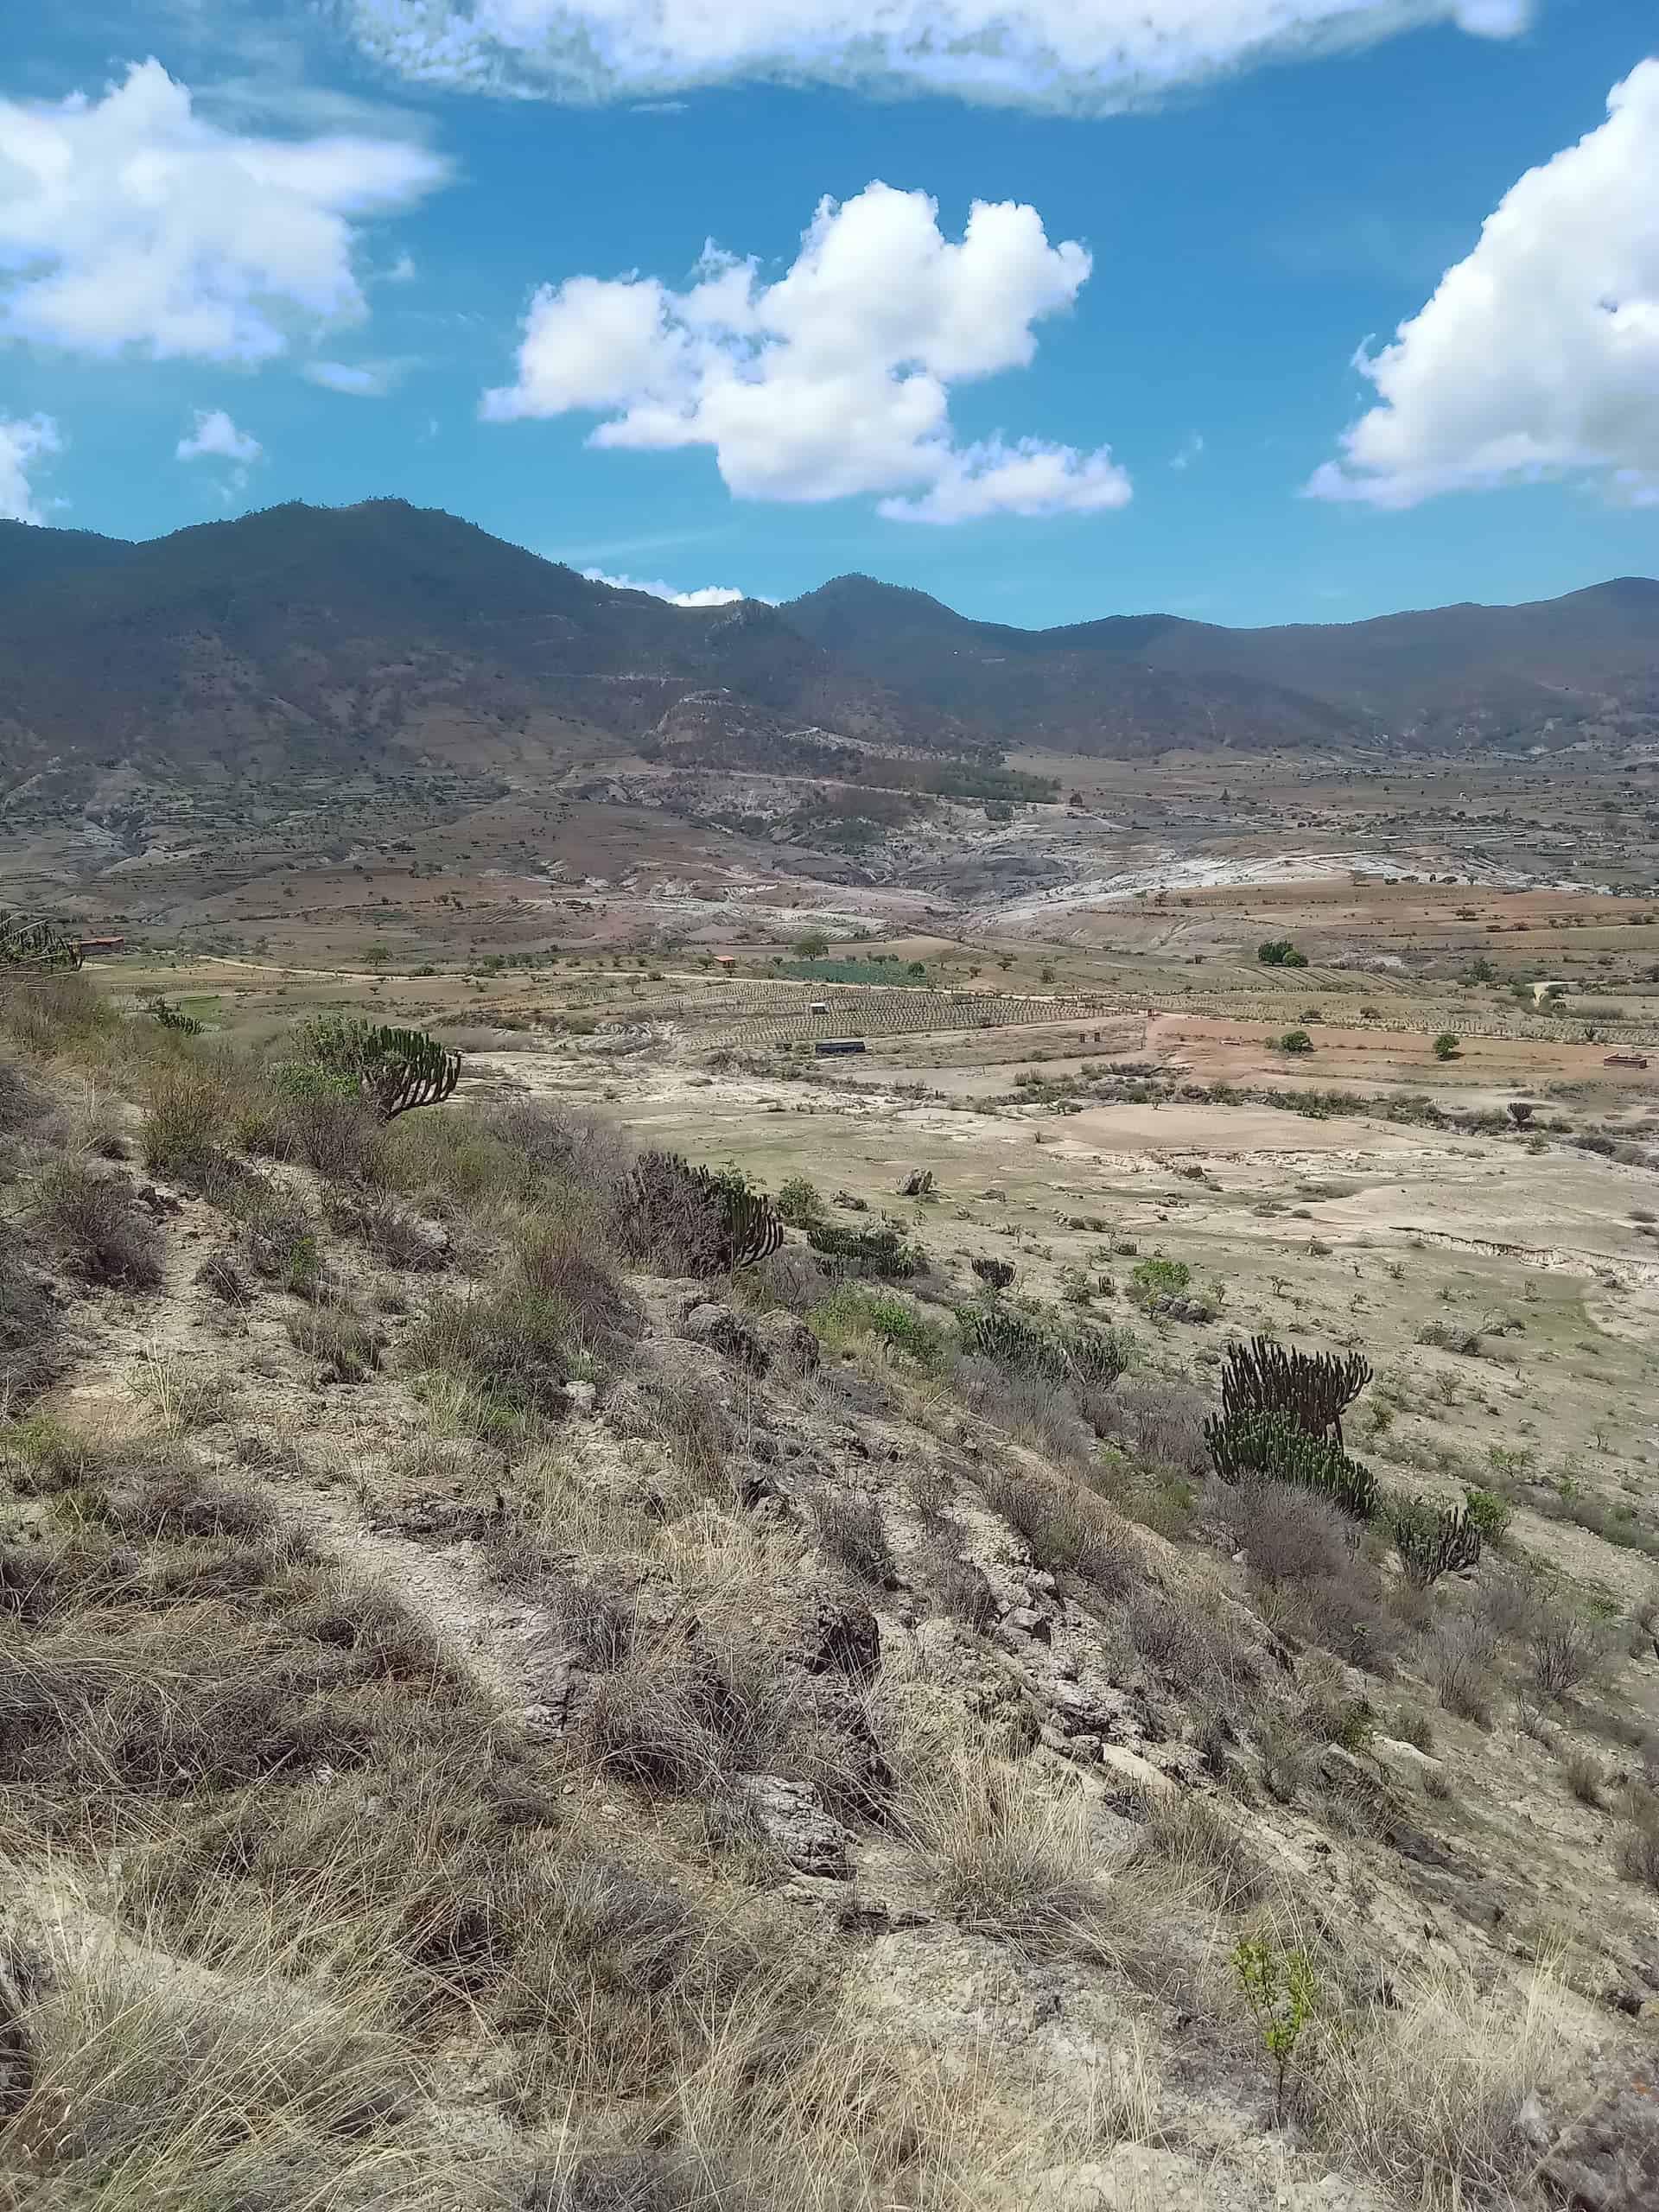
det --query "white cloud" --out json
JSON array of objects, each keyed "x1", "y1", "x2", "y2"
[
  {"x1": 176, "y1": 407, "x2": 263, "y2": 462},
  {"x1": 385, "y1": 250, "x2": 418, "y2": 283},
  {"x1": 484, "y1": 181, "x2": 1125, "y2": 524},
  {"x1": 0, "y1": 413, "x2": 61, "y2": 523},
  {"x1": 1308, "y1": 60, "x2": 1659, "y2": 511},
  {"x1": 582, "y1": 567, "x2": 756, "y2": 606},
  {"x1": 0, "y1": 58, "x2": 448, "y2": 362},
  {"x1": 1170, "y1": 430, "x2": 1204, "y2": 470},
  {"x1": 338, "y1": 0, "x2": 1529, "y2": 111},
  {"x1": 302, "y1": 357, "x2": 409, "y2": 395}
]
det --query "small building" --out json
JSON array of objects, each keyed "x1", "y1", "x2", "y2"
[
  {"x1": 815, "y1": 1038, "x2": 867, "y2": 1057},
  {"x1": 808, "y1": 1000, "x2": 830, "y2": 1014},
  {"x1": 713, "y1": 954, "x2": 737, "y2": 969},
  {"x1": 1604, "y1": 1052, "x2": 1649, "y2": 1070},
  {"x1": 76, "y1": 936, "x2": 126, "y2": 957}
]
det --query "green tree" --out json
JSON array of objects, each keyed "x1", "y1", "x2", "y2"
[
  {"x1": 1433, "y1": 1031, "x2": 1461, "y2": 1060},
  {"x1": 1278, "y1": 1029, "x2": 1314, "y2": 1055},
  {"x1": 1233, "y1": 1939, "x2": 1318, "y2": 2125},
  {"x1": 793, "y1": 931, "x2": 830, "y2": 959}
]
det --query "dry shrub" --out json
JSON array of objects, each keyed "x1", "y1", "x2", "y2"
[
  {"x1": 403, "y1": 1287, "x2": 575, "y2": 1429},
  {"x1": 512, "y1": 1214, "x2": 639, "y2": 1349},
  {"x1": 1313, "y1": 1965, "x2": 1571, "y2": 2201},
  {"x1": 980, "y1": 1462, "x2": 1128, "y2": 1593},
  {"x1": 1615, "y1": 1789, "x2": 1659, "y2": 1890},
  {"x1": 577, "y1": 1628, "x2": 874, "y2": 1815},
  {"x1": 1103, "y1": 1377, "x2": 1210, "y2": 1477},
  {"x1": 951, "y1": 1358, "x2": 1095, "y2": 1472},
  {"x1": 0, "y1": 1243, "x2": 60, "y2": 1410},
  {"x1": 1131, "y1": 1789, "x2": 1262, "y2": 1910},
  {"x1": 226, "y1": 1175, "x2": 322, "y2": 1295},
  {"x1": 1430, "y1": 1617, "x2": 1501, "y2": 1725},
  {"x1": 904, "y1": 1755, "x2": 1116, "y2": 1955},
  {"x1": 285, "y1": 1303, "x2": 385, "y2": 1381},
  {"x1": 1528, "y1": 1608, "x2": 1611, "y2": 1700},
  {"x1": 809, "y1": 1488, "x2": 893, "y2": 1586},
  {"x1": 918, "y1": 1536, "x2": 998, "y2": 1632},
  {"x1": 1220, "y1": 1482, "x2": 1400, "y2": 1674},
  {"x1": 141, "y1": 1061, "x2": 248, "y2": 1188},
  {"x1": 607, "y1": 1344, "x2": 743, "y2": 1498},
  {"x1": 278, "y1": 1088, "x2": 385, "y2": 1185},
  {"x1": 33, "y1": 1160, "x2": 163, "y2": 1289},
  {"x1": 96, "y1": 1451, "x2": 275, "y2": 1545},
  {"x1": 0, "y1": 1923, "x2": 417, "y2": 2209},
  {"x1": 323, "y1": 1188, "x2": 443, "y2": 1271},
  {"x1": 1563, "y1": 1746, "x2": 1604, "y2": 1805},
  {"x1": 481, "y1": 1096, "x2": 636, "y2": 1207},
  {"x1": 1126, "y1": 1582, "x2": 1260, "y2": 1699}
]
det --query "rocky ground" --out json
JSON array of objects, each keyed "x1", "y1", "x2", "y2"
[{"x1": 3, "y1": 975, "x2": 1657, "y2": 2211}]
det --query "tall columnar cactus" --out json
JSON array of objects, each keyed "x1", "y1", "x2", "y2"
[
  {"x1": 293, "y1": 1016, "x2": 461, "y2": 1122},
  {"x1": 1220, "y1": 1335, "x2": 1372, "y2": 1446},
  {"x1": 632, "y1": 1151, "x2": 784, "y2": 1274},
  {"x1": 1205, "y1": 1409, "x2": 1379, "y2": 1521},
  {"x1": 0, "y1": 912, "x2": 83, "y2": 971},
  {"x1": 1389, "y1": 1497, "x2": 1484, "y2": 1586}
]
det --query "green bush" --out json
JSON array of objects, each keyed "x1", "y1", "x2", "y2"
[
  {"x1": 814, "y1": 1285, "x2": 944, "y2": 1365},
  {"x1": 1432, "y1": 1032, "x2": 1461, "y2": 1061},
  {"x1": 1130, "y1": 1256, "x2": 1191, "y2": 1300},
  {"x1": 1460, "y1": 1486, "x2": 1512, "y2": 1543},
  {"x1": 775, "y1": 1175, "x2": 825, "y2": 1225},
  {"x1": 1258, "y1": 941, "x2": 1309, "y2": 969},
  {"x1": 1277, "y1": 1030, "x2": 1315, "y2": 1055},
  {"x1": 1205, "y1": 1410, "x2": 1378, "y2": 1519}
]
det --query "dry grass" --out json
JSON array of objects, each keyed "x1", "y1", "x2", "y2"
[
  {"x1": 1311, "y1": 1963, "x2": 1572, "y2": 2204},
  {"x1": 403, "y1": 1286, "x2": 578, "y2": 1434},
  {"x1": 1131, "y1": 1789, "x2": 1262, "y2": 1912},
  {"x1": 903, "y1": 1755, "x2": 1118, "y2": 1956},
  {"x1": 809, "y1": 1487, "x2": 894, "y2": 1587},
  {"x1": 0, "y1": 1909, "x2": 423, "y2": 2211},
  {"x1": 979, "y1": 1461, "x2": 1129, "y2": 1593},
  {"x1": 285, "y1": 1302, "x2": 385, "y2": 1382},
  {"x1": 32, "y1": 1160, "x2": 164, "y2": 1289}
]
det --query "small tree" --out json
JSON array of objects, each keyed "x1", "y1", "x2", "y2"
[
  {"x1": 1433, "y1": 1031, "x2": 1460, "y2": 1060},
  {"x1": 793, "y1": 931, "x2": 830, "y2": 960},
  {"x1": 1233, "y1": 1939, "x2": 1318, "y2": 2126},
  {"x1": 1258, "y1": 940, "x2": 1308, "y2": 969},
  {"x1": 1278, "y1": 1029, "x2": 1314, "y2": 1055}
]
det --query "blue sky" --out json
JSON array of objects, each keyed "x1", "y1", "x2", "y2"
[{"x1": 1, "y1": 0, "x2": 1656, "y2": 626}]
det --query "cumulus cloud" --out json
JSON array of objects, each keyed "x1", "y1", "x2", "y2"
[
  {"x1": 0, "y1": 58, "x2": 448, "y2": 362},
  {"x1": 337, "y1": 0, "x2": 1529, "y2": 111},
  {"x1": 485, "y1": 182, "x2": 1124, "y2": 524},
  {"x1": 176, "y1": 408, "x2": 263, "y2": 463},
  {"x1": 0, "y1": 413, "x2": 61, "y2": 523},
  {"x1": 1308, "y1": 60, "x2": 1659, "y2": 511},
  {"x1": 582, "y1": 567, "x2": 756, "y2": 606}
]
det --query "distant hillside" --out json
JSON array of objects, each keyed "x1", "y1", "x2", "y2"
[
  {"x1": 0, "y1": 503, "x2": 1653, "y2": 785},
  {"x1": 785, "y1": 574, "x2": 1659, "y2": 753},
  {"x1": 0, "y1": 502, "x2": 967, "y2": 783}
]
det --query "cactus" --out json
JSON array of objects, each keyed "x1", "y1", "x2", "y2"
[
  {"x1": 0, "y1": 911, "x2": 83, "y2": 971},
  {"x1": 804, "y1": 1221, "x2": 918, "y2": 1278},
  {"x1": 1205, "y1": 1410, "x2": 1379, "y2": 1520},
  {"x1": 1220, "y1": 1335, "x2": 1371, "y2": 1446},
  {"x1": 632, "y1": 1152, "x2": 783, "y2": 1274},
  {"x1": 293, "y1": 1016, "x2": 460, "y2": 1122},
  {"x1": 970, "y1": 1255, "x2": 1016, "y2": 1294},
  {"x1": 143, "y1": 995, "x2": 203, "y2": 1036},
  {"x1": 1389, "y1": 1497, "x2": 1483, "y2": 1586},
  {"x1": 957, "y1": 1304, "x2": 1132, "y2": 1392}
]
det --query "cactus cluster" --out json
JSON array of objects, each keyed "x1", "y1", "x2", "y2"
[
  {"x1": 634, "y1": 1152, "x2": 784, "y2": 1274},
  {"x1": 143, "y1": 995, "x2": 204, "y2": 1036},
  {"x1": 294, "y1": 1016, "x2": 461, "y2": 1122},
  {"x1": 804, "y1": 1221, "x2": 919, "y2": 1278},
  {"x1": 970, "y1": 1255, "x2": 1016, "y2": 1294},
  {"x1": 0, "y1": 912, "x2": 82, "y2": 971},
  {"x1": 1389, "y1": 1497, "x2": 1484, "y2": 1586},
  {"x1": 1220, "y1": 1334, "x2": 1371, "y2": 1445},
  {"x1": 1204, "y1": 1408, "x2": 1379, "y2": 1520},
  {"x1": 957, "y1": 1304, "x2": 1132, "y2": 1391}
]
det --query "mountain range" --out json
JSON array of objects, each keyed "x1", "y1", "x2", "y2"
[{"x1": 0, "y1": 499, "x2": 1655, "y2": 787}]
